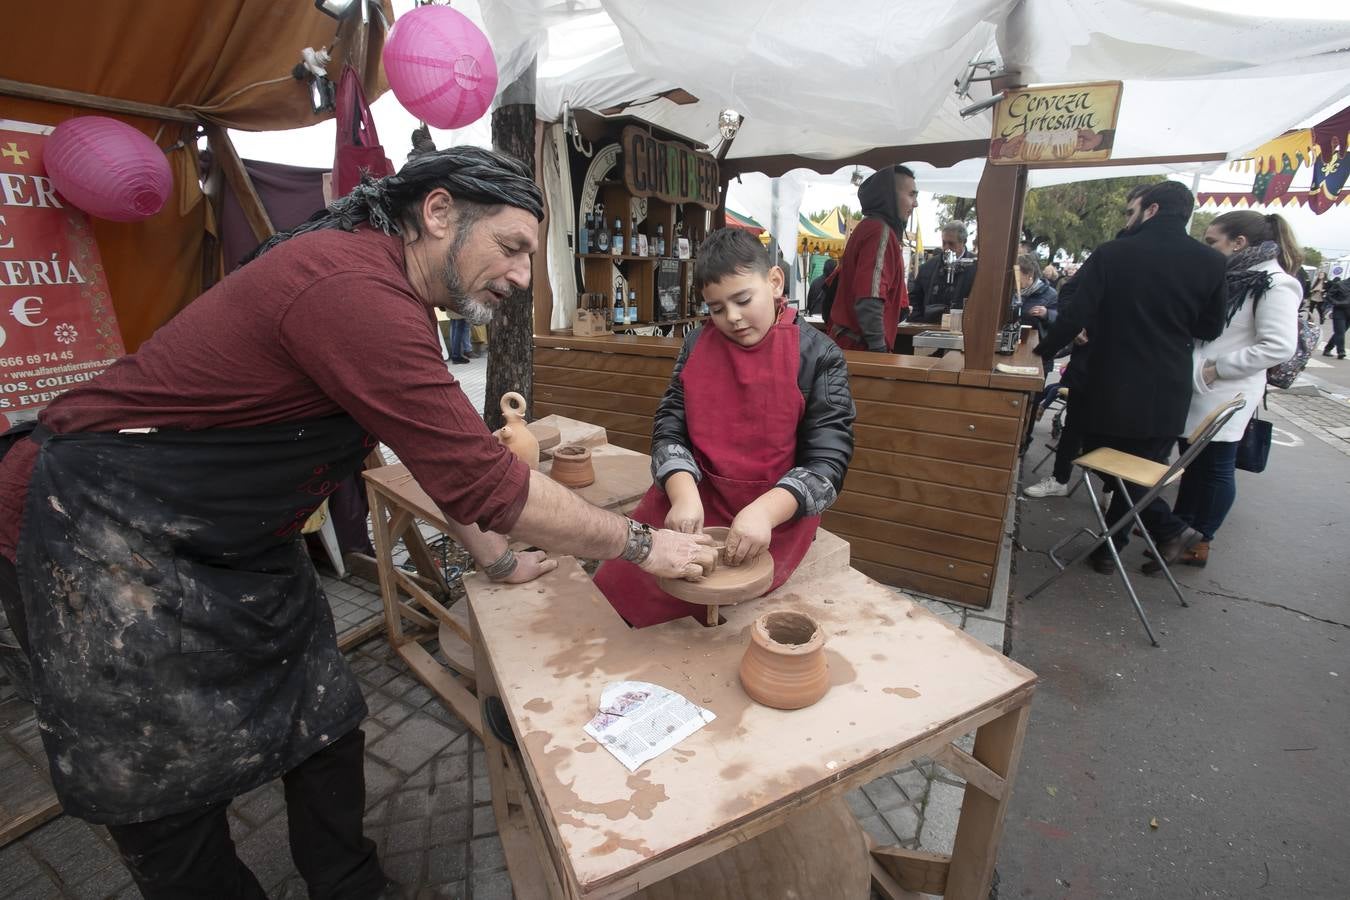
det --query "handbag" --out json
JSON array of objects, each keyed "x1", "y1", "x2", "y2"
[
  {"x1": 1235, "y1": 413, "x2": 1272, "y2": 473},
  {"x1": 333, "y1": 65, "x2": 394, "y2": 199}
]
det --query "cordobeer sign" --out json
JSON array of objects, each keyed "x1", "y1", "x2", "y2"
[
  {"x1": 989, "y1": 81, "x2": 1122, "y2": 165},
  {"x1": 622, "y1": 126, "x2": 719, "y2": 209}
]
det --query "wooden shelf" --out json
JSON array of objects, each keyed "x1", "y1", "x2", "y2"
[
  {"x1": 612, "y1": 316, "x2": 708, "y2": 332},
  {"x1": 576, "y1": 253, "x2": 687, "y2": 263}
]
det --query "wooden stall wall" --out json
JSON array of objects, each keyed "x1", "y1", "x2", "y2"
[{"x1": 533, "y1": 336, "x2": 1035, "y2": 609}]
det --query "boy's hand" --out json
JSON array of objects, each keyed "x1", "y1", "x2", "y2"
[
  {"x1": 726, "y1": 506, "x2": 774, "y2": 566},
  {"x1": 665, "y1": 496, "x2": 705, "y2": 534}
]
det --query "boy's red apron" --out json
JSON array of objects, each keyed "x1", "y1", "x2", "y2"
[{"x1": 594, "y1": 306, "x2": 819, "y2": 627}]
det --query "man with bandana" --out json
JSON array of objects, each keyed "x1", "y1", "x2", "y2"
[{"x1": 0, "y1": 146, "x2": 715, "y2": 898}]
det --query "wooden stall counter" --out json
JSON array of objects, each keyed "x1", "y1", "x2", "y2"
[
  {"x1": 466, "y1": 541, "x2": 1036, "y2": 899},
  {"x1": 534, "y1": 330, "x2": 1041, "y2": 610}
]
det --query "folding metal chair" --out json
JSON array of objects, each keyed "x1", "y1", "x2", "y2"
[{"x1": 1025, "y1": 395, "x2": 1247, "y2": 646}]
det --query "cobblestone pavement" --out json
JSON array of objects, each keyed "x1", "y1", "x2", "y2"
[{"x1": 1267, "y1": 385, "x2": 1350, "y2": 457}]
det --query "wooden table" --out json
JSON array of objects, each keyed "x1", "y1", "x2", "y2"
[
  {"x1": 361, "y1": 418, "x2": 656, "y2": 738},
  {"x1": 466, "y1": 539, "x2": 1036, "y2": 899}
]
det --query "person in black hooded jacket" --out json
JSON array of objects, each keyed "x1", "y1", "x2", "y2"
[{"x1": 826, "y1": 165, "x2": 917, "y2": 352}]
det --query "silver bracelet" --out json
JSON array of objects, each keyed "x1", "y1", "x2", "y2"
[
  {"x1": 619, "y1": 518, "x2": 654, "y2": 565},
  {"x1": 482, "y1": 549, "x2": 518, "y2": 581}
]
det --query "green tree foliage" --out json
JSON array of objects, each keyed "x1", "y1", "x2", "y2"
[
  {"x1": 1302, "y1": 246, "x2": 1324, "y2": 268},
  {"x1": 805, "y1": 204, "x2": 861, "y2": 224},
  {"x1": 1189, "y1": 211, "x2": 1216, "y2": 241},
  {"x1": 1021, "y1": 176, "x2": 1158, "y2": 259},
  {"x1": 933, "y1": 195, "x2": 977, "y2": 226}
]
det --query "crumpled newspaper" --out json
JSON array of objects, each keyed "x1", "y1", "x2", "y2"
[{"x1": 583, "y1": 681, "x2": 715, "y2": 772}]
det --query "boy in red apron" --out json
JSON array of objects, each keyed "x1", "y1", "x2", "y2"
[{"x1": 595, "y1": 229, "x2": 856, "y2": 626}]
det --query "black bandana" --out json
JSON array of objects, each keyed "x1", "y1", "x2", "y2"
[{"x1": 243, "y1": 145, "x2": 543, "y2": 263}]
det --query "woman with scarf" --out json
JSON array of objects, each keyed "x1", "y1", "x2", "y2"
[{"x1": 1144, "y1": 211, "x2": 1300, "y2": 571}]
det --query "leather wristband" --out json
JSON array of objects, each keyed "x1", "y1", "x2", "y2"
[
  {"x1": 619, "y1": 518, "x2": 654, "y2": 565},
  {"x1": 482, "y1": 549, "x2": 518, "y2": 581}
]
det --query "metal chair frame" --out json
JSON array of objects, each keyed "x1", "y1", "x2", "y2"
[{"x1": 1025, "y1": 395, "x2": 1247, "y2": 646}]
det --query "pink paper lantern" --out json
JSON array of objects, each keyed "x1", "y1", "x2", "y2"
[
  {"x1": 383, "y1": 5, "x2": 498, "y2": 130},
  {"x1": 45, "y1": 116, "x2": 172, "y2": 222}
]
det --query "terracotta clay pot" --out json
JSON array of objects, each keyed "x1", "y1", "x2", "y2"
[
  {"x1": 739, "y1": 611, "x2": 829, "y2": 710},
  {"x1": 550, "y1": 444, "x2": 595, "y2": 488}
]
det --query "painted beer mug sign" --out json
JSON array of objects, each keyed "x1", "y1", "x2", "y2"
[{"x1": 989, "y1": 81, "x2": 1123, "y2": 165}]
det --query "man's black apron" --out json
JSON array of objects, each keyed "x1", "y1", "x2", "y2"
[{"x1": 17, "y1": 416, "x2": 374, "y2": 824}]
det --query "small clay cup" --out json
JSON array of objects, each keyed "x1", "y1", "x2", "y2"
[
  {"x1": 550, "y1": 443, "x2": 595, "y2": 488},
  {"x1": 739, "y1": 610, "x2": 829, "y2": 710}
]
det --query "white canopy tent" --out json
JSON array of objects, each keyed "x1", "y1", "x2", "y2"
[{"x1": 475, "y1": 0, "x2": 1350, "y2": 309}]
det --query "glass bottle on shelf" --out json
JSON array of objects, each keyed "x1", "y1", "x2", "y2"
[
  {"x1": 579, "y1": 212, "x2": 591, "y2": 255},
  {"x1": 596, "y1": 208, "x2": 609, "y2": 252},
  {"x1": 628, "y1": 290, "x2": 639, "y2": 323},
  {"x1": 612, "y1": 218, "x2": 624, "y2": 256},
  {"x1": 655, "y1": 224, "x2": 665, "y2": 257}
]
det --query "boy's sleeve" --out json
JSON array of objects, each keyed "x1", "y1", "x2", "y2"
[
  {"x1": 777, "y1": 330, "x2": 856, "y2": 517},
  {"x1": 651, "y1": 328, "x2": 703, "y2": 487}
]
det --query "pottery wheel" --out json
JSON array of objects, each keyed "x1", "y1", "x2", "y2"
[{"x1": 658, "y1": 526, "x2": 774, "y2": 607}]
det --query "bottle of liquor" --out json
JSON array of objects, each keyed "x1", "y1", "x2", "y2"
[
  {"x1": 612, "y1": 294, "x2": 623, "y2": 326},
  {"x1": 629, "y1": 216, "x2": 638, "y2": 254},
  {"x1": 579, "y1": 212, "x2": 591, "y2": 255},
  {"x1": 628, "y1": 290, "x2": 639, "y2": 323},
  {"x1": 612, "y1": 218, "x2": 624, "y2": 256},
  {"x1": 656, "y1": 224, "x2": 666, "y2": 257},
  {"x1": 596, "y1": 213, "x2": 609, "y2": 253}
]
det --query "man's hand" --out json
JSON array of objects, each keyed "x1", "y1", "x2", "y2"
[
  {"x1": 498, "y1": 549, "x2": 558, "y2": 584},
  {"x1": 726, "y1": 506, "x2": 774, "y2": 566},
  {"x1": 638, "y1": 529, "x2": 717, "y2": 579},
  {"x1": 1028, "y1": 305, "x2": 1047, "y2": 318},
  {"x1": 1202, "y1": 361, "x2": 1219, "y2": 386},
  {"x1": 665, "y1": 496, "x2": 705, "y2": 533},
  {"x1": 1073, "y1": 329, "x2": 1089, "y2": 346}
]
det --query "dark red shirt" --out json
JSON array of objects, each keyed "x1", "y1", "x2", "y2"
[
  {"x1": 0, "y1": 227, "x2": 529, "y2": 561},
  {"x1": 828, "y1": 218, "x2": 908, "y2": 351}
]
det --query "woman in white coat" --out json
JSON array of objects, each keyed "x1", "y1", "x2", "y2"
[{"x1": 1151, "y1": 211, "x2": 1301, "y2": 570}]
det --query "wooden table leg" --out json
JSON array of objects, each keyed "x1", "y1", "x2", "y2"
[
  {"x1": 944, "y1": 702, "x2": 1032, "y2": 899},
  {"x1": 470, "y1": 604, "x2": 569, "y2": 900},
  {"x1": 366, "y1": 486, "x2": 406, "y2": 646}
]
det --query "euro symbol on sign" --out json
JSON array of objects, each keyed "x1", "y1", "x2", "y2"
[{"x1": 10, "y1": 296, "x2": 47, "y2": 327}]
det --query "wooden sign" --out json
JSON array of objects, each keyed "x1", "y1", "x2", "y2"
[
  {"x1": 989, "y1": 81, "x2": 1122, "y2": 165},
  {"x1": 0, "y1": 119, "x2": 126, "y2": 427},
  {"x1": 622, "y1": 126, "x2": 719, "y2": 209}
]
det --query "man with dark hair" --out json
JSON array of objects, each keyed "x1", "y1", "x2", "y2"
[
  {"x1": 1037, "y1": 179, "x2": 1227, "y2": 572},
  {"x1": 0, "y1": 146, "x2": 715, "y2": 898},
  {"x1": 909, "y1": 221, "x2": 977, "y2": 325},
  {"x1": 827, "y1": 165, "x2": 917, "y2": 352},
  {"x1": 806, "y1": 257, "x2": 838, "y2": 316}
]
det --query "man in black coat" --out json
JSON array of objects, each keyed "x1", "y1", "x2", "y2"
[
  {"x1": 1038, "y1": 181, "x2": 1227, "y2": 571},
  {"x1": 909, "y1": 222, "x2": 977, "y2": 324}
]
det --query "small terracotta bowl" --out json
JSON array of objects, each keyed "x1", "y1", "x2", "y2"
[
  {"x1": 550, "y1": 444, "x2": 595, "y2": 488},
  {"x1": 739, "y1": 610, "x2": 830, "y2": 710}
]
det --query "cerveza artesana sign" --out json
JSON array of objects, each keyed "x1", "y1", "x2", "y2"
[
  {"x1": 622, "y1": 126, "x2": 719, "y2": 209},
  {"x1": 989, "y1": 81, "x2": 1123, "y2": 165}
]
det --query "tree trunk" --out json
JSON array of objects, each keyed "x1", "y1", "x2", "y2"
[{"x1": 484, "y1": 61, "x2": 537, "y2": 432}]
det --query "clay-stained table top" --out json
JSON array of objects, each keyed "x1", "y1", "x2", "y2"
[{"x1": 467, "y1": 556, "x2": 1037, "y2": 896}]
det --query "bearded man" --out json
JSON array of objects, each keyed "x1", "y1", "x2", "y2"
[{"x1": 0, "y1": 146, "x2": 714, "y2": 898}]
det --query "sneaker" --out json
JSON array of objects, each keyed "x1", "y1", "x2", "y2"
[{"x1": 1024, "y1": 476, "x2": 1071, "y2": 498}]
